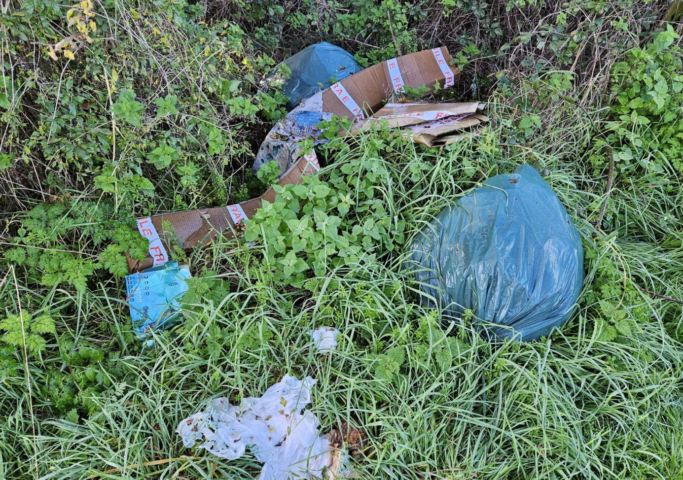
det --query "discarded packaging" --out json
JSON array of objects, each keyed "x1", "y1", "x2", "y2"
[
  {"x1": 354, "y1": 102, "x2": 488, "y2": 147},
  {"x1": 263, "y1": 42, "x2": 362, "y2": 110},
  {"x1": 309, "y1": 327, "x2": 341, "y2": 353},
  {"x1": 309, "y1": 47, "x2": 459, "y2": 121},
  {"x1": 253, "y1": 110, "x2": 332, "y2": 175},
  {"x1": 129, "y1": 47, "x2": 458, "y2": 272},
  {"x1": 254, "y1": 47, "x2": 459, "y2": 177},
  {"x1": 127, "y1": 153, "x2": 320, "y2": 272},
  {"x1": 409, "y1": 165, "x2": 584, "y2": 341},
  {"x1": 177, "y1": 375, "x2": 347, "y2": 479},
  {"x1": 125, "y1": 261, "x2": 190, "y2": 339}
]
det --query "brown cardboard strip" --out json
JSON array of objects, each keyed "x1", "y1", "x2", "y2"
[
  {"x1": 127, "y1": 156, "x2": 317, "y2": 272},
  {"x1": 407, "y1": 114, "x2": 490, "y2": 147},
  {"x1": 355, "y1": 102, "x2": 484, "y2": 129}
]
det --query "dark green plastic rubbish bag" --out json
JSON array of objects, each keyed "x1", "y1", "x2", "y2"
[
  {"x1": 264, "y1": 42, "x2": 361, "y2": 110},
  {"x1": 409, "y1": 165, "x2": 583, "y2": 341}
]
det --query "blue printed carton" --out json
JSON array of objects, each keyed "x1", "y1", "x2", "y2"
[{"x1": 125, "y1": 261, "x2": 191, "y2": 339}]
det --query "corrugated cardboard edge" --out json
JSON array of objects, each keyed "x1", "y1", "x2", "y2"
[
  {"x1": 409, "y1": 114, "x2": 490, "y2": 147},
  {"x1": 127, "y1": 156, "x2": 317, "y2": 272},
  {"x1": 354, "y1": 102, "x2": 483, "y2": 129},
  {"x1": 321, "y1": 47, "x2": 459, "y2": 120}
]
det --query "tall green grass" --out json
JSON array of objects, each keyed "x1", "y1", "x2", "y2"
[{"x1": 2, "y1": 121, "x2": 683, "y2": 479}]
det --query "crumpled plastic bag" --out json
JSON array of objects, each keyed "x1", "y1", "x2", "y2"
[
  {"x1": 309, "y1": 327, "x2": 341, "y2": 353},
  {"x1": 409, "y1": 165, "x2": 583, "y2": 341},
  {"x1": 263, "y1": 42, "x2": 361, "y2": 110},
  {"x1": 177, "y1": 375, "x2": 342, "y2": 479}
]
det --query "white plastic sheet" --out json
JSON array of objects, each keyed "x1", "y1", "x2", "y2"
[
  {"x1": 309, "y1": 327, "x2": 340, "y2": 353},
  {"x1": 177, "y1": 375, "x2": 341, "y2": 479}
]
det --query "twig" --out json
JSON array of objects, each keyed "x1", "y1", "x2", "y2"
[
  {"x1": 387, "y1": 9, "x2": 402, "y2": 56},
  {"x1": 660, "y1": 0, "x2": 683, "y2": 28},
  {"x1": 86, "y1": 457, "x2": 198, "y2": 478},
  {"x1": 596, "y1": 152, "x2": 614, "y2": 228},
  {"x1": 636, "y1": 285, "x2": 683, "y2": 306},
  {"x1": 102, "y1": 68, "x2": 117, "y2": 210}
]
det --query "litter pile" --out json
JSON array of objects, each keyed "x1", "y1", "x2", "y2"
[
  {"x1": 177, "y1": 375, "x2": 349, "y2": 479},
  {"x1": 409, "y1": 165, "x2": 584, "y2": 341},
  {"x1": 124, "y1": 42, "x2": 580, "y2": 347},
  {"x1": 127, "y1": 45, "x2": 460, "y2": 273}
]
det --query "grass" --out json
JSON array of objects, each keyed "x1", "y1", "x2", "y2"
[
  {"x1": 3, "y1": 128, "x2": 683, "y2": 479},
  {"x1": 3, "y1": 0, "x2": 683, "y2": 478}
]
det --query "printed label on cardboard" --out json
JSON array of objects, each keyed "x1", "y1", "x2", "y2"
[
  {"x1": 386, "y1": 58, "x2": 406, "y2": 94},
  {"x1": 227, "y1": 204, "x2": 248, "y2": 225},
  {"x1": 331, "y1": 82, "x2": 365, "y2": 121},
  {"x1": 136, "y1": 217, "x2": 169, "y2": 267},
  {"x1": 431, "y1": 48, "x2": 455, "y2": 88},
  {"x1": 382, "y1": 110, "x2": 456, "y2": 121},
  {"x1": 303, "y1": 150, "x2": 320, "y2": 171}
]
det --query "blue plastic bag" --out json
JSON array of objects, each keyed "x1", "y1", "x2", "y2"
[
  {"x1": 265, "y1": 42, "x2": 361, "y2": 110},
  {"x1": 409, "y1": 165, "x2": 583, "y2": 341}
]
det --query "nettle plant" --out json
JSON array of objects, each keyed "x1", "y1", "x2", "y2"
[
  {"x1": 6, "y1": 201, "x2": 148, "y2": 290},
  {"x1": 591, "y1": 26, "x2": 683, "y2": 181},
  {"x1": 244, "y1": 148, "x2": 407, "y2": 287}
]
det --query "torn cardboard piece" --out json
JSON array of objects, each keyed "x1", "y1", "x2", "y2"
[
  {"x1": 350, "y1": 102, "x2": 488, "y2": 147},
  {"x1": 405, "y1": 113, "x2": 489, "y2": 147},
  {"x1": 177, "y1": 375, "x2": 351, "y2": 480},
  {"x1": 253, "y1": 47, "x2": 460, "y2": 177},
  {"x1": 127, "y1": 151, "x2": 320, "y2": 272},
  {"x1": 355, "y1": 102, "x2": 484, "y2": 129}
]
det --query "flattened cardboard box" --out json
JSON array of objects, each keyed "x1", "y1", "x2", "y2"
[
  {"x1": 128, "y1": 47, "x2": 459, "y2": 272},
  {"x1": 406, "y1": 113, "x2": 489, "y2": 147},
  {"x1": 355, "y1": 102, "x2": 484, "y2": 129},
  {"x1": 321, "y1": 47, "x2": 458, "y2": 120},
  {"x1": 352, "y1": 102, "x2": 489, "y2": 147}
]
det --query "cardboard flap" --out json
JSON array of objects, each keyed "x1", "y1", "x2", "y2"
[
  {"x1": 365, "y1": 102, "x2": 483, "y2": 128},
  {"x1": 321, "y1": 47, "x2": 456, "y2": 121}
]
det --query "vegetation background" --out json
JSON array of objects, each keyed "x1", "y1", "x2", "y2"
[{"x1": 2, "y1": 0, "x2": 683, "y2": 478}]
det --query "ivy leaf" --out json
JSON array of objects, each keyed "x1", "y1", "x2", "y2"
[
  {"x1": 154, "y1": 94, "x2": 179, "y2": 118},
  {"x1": 112, "y1": 90, "x2": 144, "y2": 127}
]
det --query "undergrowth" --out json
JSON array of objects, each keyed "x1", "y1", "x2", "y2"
[{"x1": 2, "y1": 0, "x2": 683, "y2": 479}]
